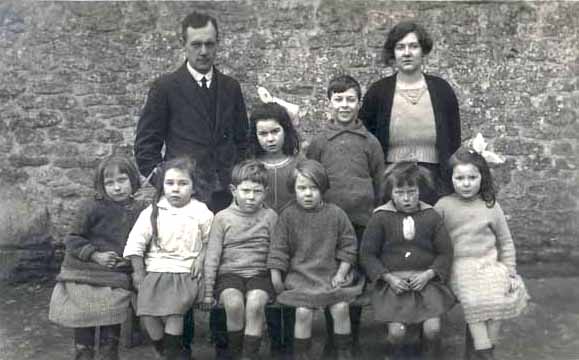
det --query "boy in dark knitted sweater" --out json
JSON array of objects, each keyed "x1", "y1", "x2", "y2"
[
  {"x1": 203, "y1": 160, "x2": 278, "y2": 359},
  {"x1": 306, "y1": 75, "x2": 385, "y2": 355}
]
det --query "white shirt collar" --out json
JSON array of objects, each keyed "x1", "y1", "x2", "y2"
[{"x1": 186, "y1": 61, "x2": 213, "y2": 87}]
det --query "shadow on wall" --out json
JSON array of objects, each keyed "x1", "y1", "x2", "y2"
[{"x1": 0, "y1": 186, "x2": 57, "y2": 282}]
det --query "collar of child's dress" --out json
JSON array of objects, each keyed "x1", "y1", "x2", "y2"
[{"x1": 373, "y1": 200, "x2": 432, "y2": 213}]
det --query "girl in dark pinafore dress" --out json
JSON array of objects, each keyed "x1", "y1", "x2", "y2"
[
  {"x1": 361, "y1": 162, "x2": 455, "y2": 360},
  {"x1": 268, "y1": 159, "x2": 364, "y2": 360}
]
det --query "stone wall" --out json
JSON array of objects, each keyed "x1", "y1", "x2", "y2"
[{"x1": 0, "y1": 1, "x2": 577, "y2": 274}]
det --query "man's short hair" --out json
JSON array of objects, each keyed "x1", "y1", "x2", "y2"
[{"x1": 181, "y1": 11, "x2": 219, "y2": 41}]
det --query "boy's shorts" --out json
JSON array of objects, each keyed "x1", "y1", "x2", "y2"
[{"x1": 215, "y1": 272, "x2": 275, "y2": 301}]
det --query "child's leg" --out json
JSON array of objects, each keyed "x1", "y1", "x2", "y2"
[
  {"x1": 294, "y1": 307, "x2": 314, "y2": 359},
  {"x1": 468, "y1": 322, "x2": 493, "y2": 350},
  {"x1": 164, "y1": 315, "x2": 186, "y2": 359},
  {"x1": 141, "y1": 315, "x2": 165, "y2": 356},
  {"x1": 244, "y1": 289, "x2": 269, "y2": 358},
  {"x1": 220, "y1": 288, "x2": 246, "y2": 358},
  {"x1": 99, "y1": 324, "x2": 121, "y2": 360},
  {"x1": 245, "y1": 289, "x2": 269, "y2": 336},
  {"x1": 73, "y1": 327, "x2": 96, "y2": 359},
  {"x1": 220, "y1": 288, "x2": 245, "y2": 331},
  {"x1": 486, "y1": 319, "x2": 502, "y2": 345},
  {"x1": 422, "y1": 318, "x2": 442, "y2": 360},
  {"x1": 182, "y1": 308, "x2": 194, "y2": 353},
  {"x1": 329, "y1": 302, "x2": 353, "y2": 358}
]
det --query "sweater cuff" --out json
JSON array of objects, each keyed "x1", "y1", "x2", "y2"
[{"x1": 78, "y1": 244, "x2": 97, "y2": 262}]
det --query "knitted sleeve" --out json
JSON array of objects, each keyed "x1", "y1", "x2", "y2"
[
  {"x1": 199, "y1": 207, "x2": 215, "y2": 245},
  {"x1": 204, "y1": 214, "x2": 225, "y2": 299},
  {"x1": 64, "y1": 200, "x2": 98, "y2": 262},
  {"x1": 367, "y1": 135, "x2": 386, "y2": 206},
  {"x1": 491, "y1": 203, "x2": 516, "y2": 274},
  {"x1": 360, "y1": 213, "x2": 389, "y2": 281},
  {"x1": 335, "y1": 208, "x2": 357, "y2": 265},
  {"x1": 429, "y1": 212, "x2": 453, "y2": 282},
  {"x1": 123, "y1": 206, "x2": 153, "y2": 258},
  {"x1": 267, "y1": 213, "x2": 291, "y2": 272}
]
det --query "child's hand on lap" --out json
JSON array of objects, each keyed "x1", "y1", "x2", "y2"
[
  {"x1": 91, "y1": 251, "x2": 120, "y2": 268},
  {"x1": 408, "y1": 270, "x2": 435, "y2": 291},
  {"x1": 331, "y1": 272, "x2": 347, "y2": 288},
  {"x1": 383, "y1": 273, "x2": 410, "y2": 294}
]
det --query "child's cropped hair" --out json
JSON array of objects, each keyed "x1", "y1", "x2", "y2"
[
  {"x1": 231, "y1": 159, "x2": 269, "y2": 187},
  {"x1": 327, "y1": 74, "x2": 362, "y2": 100},
  {"x1": 287, "y1": 159, "x2": 330, "y2": 194},
  {"x1": 94, "y1": 155, "x2": 141, "y2": 200},
  {"x1": 382, "y1": 161, "x2": 434, "y2": 202},
  {"x1": 449, "y1": 147, "x2": 496, "y2": 207},
  {"x1": 248, "y1": 102, "x2": 300, "y2": 157}
]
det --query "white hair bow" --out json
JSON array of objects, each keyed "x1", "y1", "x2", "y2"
[
  {"x1": 468, "y1": 133, "x2": 505, "y2": 164},
  {"x1": 257, "y1": 87, "x2": 301, "y2": 126}
]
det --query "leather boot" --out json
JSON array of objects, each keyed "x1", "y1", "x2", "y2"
[
  {"x1": 334, "y1": 334, "x2": 353, "y2": 360},
  {"x1": 74, "y1": 344, "x2": 95, "y2": 360},
  {"x1": 242, "y1": 335, "x2": 262, "y2": 360},
  {"x1": 228, "y1": 330, "x2": 244, "y2": 360}
]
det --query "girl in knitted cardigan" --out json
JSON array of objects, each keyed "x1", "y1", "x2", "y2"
[
  {"x1": 49, "y1": 155, "x2": 144, "y2": 360},
  {"x1": 435, "y1": 148, "x2": 528, "y2": 360}
]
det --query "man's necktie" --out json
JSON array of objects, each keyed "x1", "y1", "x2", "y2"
[{"x1": 200, "y1": 77, "x2": 208, "y2": 89}]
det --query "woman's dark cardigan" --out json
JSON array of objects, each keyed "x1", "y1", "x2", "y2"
[{"x1": 359, "y1": 73, "x2": 461, "y2": 188}]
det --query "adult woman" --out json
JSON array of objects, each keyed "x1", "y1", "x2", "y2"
[{"x1": 359, "y1": 21, "x2": 461, "y2": 204}]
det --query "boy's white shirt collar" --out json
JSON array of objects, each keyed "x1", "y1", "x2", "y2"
[
  {"x1": 187, "y1": 61, "x2": 213, "y2": 87},
  {"x1": 374, "y1": 200, "x2": 432, "y2": 213}
]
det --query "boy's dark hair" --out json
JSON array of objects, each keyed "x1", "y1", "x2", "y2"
[
  {"x1": 150, "y1": 157, "x2": 205, "y2": 246},
  {"x1": 383, "y1": 21, "x2": 433, "y2": 66},
  {"x1": 94, "y1": 155, "x2": 141, "y2": 200},
  {"x1": 327, "y1": 74, "x2": 362, "y2": 101},
  {"x1": 181, "y1": 11, "x2": 219, "y2": 42},
  {"x1": 287, "y1": 159, "x2": 330, "y2": 195},
  {"x1": 449, "y1": 147, "x2": 496, "y2": 207},
  {"x1": 248, "y1": 102, "x2": 300, "y2": 158},
  {"x1": 381, "y1": 161, "x2": 434, "y2": 203},
  {"x1": 231, "y1": 159, "x2": 269, "y2": 187}
]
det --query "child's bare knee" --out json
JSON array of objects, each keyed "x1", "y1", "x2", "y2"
[
  {"x1": 387, "y1": 323, "x2": 406, "y2": 343},
  {"x1": 245, "y1": 292, "x2": 268, "y2": 316},
  {"x1": 221, "y1": 289, "x2": 245, "y2": 315},
  {"x1": 295, "y1": 307, "x2": 313, "y2": 325},
  {"x1": 329, "y1": 302, "x2": 350, "y2": 322},
  {"x1": 422, "y1": 318, "x2": 441, "y2": 339}
]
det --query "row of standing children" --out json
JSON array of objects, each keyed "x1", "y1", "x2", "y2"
[{"x1": 49, "y1": 74, "x2": 528, "y2": 360}]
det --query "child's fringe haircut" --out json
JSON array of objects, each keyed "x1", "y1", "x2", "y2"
[{"x1": 381, "y1": 161, "x2": 434, "y2": 203}]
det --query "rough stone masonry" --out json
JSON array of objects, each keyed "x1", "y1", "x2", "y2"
[{"x1": 0, "y1": 1, "x2": 577, "y2": 279}]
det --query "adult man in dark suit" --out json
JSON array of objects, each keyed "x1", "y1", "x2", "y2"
[
  {"x1": 134, "y1": 12, "x2": 247, "y2": 359},
  {"x1": 135, "y1": 11, "x2": 248, "y2": 212}
]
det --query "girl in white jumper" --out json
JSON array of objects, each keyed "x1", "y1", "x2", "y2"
[{"x1": 124, "y1": 158, "x2": 213, "y2": 359}]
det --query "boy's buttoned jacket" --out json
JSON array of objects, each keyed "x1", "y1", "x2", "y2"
[{"x1": 306, "y1": 120, "x2": 385, "y2": 226}]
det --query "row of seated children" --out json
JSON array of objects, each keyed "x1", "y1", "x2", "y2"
[{"x1": 49, "y1": 74, "x2": 528, "y2": 360}]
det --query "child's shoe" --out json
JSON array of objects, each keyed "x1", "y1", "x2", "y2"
[
  {"x1": 242, "y1": 335, "x2": 262, "y2": 360},
  {"x1": 74, "y1": 344, "x2": 95, "y2": 360},
  {"x1": 334, "y1": 333, "x2": 353, "y2": 360},
  {"x1": 228, "y1": 330, "x2": 244, "y2": 360}
]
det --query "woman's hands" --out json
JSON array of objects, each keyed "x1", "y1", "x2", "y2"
[{"x1": 383, "y1": 273, "x2": 410, "y2": 294}]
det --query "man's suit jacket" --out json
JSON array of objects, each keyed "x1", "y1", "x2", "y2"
[{"x1": 135, "y1": 62, "x2": 248, "y2": 192}]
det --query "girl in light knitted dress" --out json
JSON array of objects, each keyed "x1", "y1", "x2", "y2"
[{"x1": 435, "y1": 148, "x2": 528, "y2": 360}]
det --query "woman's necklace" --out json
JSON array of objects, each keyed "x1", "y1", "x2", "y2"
[{"x1": 398, "y1": 85, "x2": 427, "y2": 105}]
